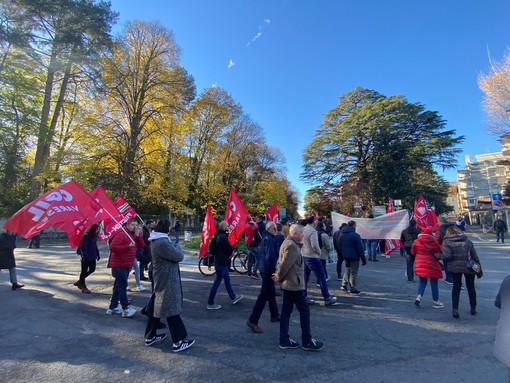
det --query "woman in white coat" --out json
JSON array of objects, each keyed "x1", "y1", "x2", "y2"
[{"x1": 495, "y1": 275, "x2": 510, "y2": 383}]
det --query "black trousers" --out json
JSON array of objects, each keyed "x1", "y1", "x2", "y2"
[
  {"x1": 79, "y1": 260, "x2": 96, "y2": 285},
  {"x1": 145, "y1": 292, "x2": 188, "y2": 344},
  {"x1": 452, "y1": 272, "x2": 476, "y2": 310}
]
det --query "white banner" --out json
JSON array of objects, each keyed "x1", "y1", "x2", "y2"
[{"x1": 331, "y1": 210, "x2": 409, "y2": 240}]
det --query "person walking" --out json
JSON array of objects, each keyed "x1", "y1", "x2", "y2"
[
  {"x1": 495, "y1": 274, "x2": 510, "y2": 383},
  {"x1": 206, "y1": 221, "x2": 243, "y2": 310},
  {"x1": 339, "y1": 221, "x2": 366, "y2": 295},
  {"x1": 73, "y1": 224, "x2": 100, "y2": 294},
  {"x1": 494, "y1": 216, "x2": 508, "y2": 244},
  {"x1": 316, "y1": 221, "x2": 332, "y2": 283},
  {"x1": 365, "y1": 214, "x2": 379, "y2": 262},
  {"x1": 411, "y1": 228, "x2": 444, "y2": 309},
  {"x1": 333, "y1": 223, "x2": 347, "y2": 281},
  {"x1": 441, "y1": 225, "x2": 481, "y2": 319},
  {"x1": 244, "y1": 216, "x2": 262, "y2": 279},
  {"x1": 106, "y1": 219, "x2": 145, "y2": 317},
  {"x1": 246, "y1": 221, "x2": 280, "y2": 333},
  {"x1": 172, "y1": 219, "x2": 181, "y2": 245},
  {"x1": 144, "y1": 219, "x2": 195, "y2": 352},
  {"x1": 0, "y1": 229, "x2": 24, "y2": 290},
  {"x1": 301, "y1": 216, "x2": 337, "y2": 305},
  {"x1": 273, "y1": 224, "x2": 324, "y2": 351},
  {"x1": 400, "y1": 219, "x2": 421, "y2": 282}
]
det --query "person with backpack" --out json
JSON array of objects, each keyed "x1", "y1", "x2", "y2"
[
  {"x1": 400, "y1": 219, "x2": 421, "y2": 282},
  {"x1": 207, "y1": 221, "x2": 243, "y2": 310},
  {"x1": 494, "y1": 217, "x2": 508, "y2": 243},
  {"x1": 333, "y1": 223, "x2": 347, "y2": 281}
]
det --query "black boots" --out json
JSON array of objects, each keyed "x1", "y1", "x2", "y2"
[
  {"x1": 470, "y1": 306, "x2": 477, "y2": 316},
  {"x1": 12, "y1": 283, "x2": 25, "y2": 290}
]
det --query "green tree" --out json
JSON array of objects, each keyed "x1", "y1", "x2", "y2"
[
  {"x1": 4, "y1": 0, "x2": 118, "y2": 197},
  {"x1": 301, "y1": 87, "x2": 464, "y2": 214}
]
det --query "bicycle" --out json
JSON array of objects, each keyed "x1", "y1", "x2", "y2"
[{"x1": 198, "y1": 247, "x2": 249, "y2": 276}]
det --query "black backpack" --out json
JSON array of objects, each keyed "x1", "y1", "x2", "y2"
[{"x1": 209, "y1": 235, "x2": 218, "y2": 255}]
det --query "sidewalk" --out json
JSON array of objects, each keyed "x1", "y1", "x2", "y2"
[{"x1": 0, "y1": 238, "x2": 508, "y2": 382}]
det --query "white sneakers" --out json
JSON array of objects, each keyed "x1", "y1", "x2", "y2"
[
  {"x1": 122, "y1": 306, "x2": 137, "y2": 317},
  {"x1": 106, "y1": 306, "x2": 123, "y2": 315},
  {"x1": 137, "y1": 285, "x2": 146, "y2": 291}
]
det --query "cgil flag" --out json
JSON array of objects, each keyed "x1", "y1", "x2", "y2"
[
  {"x1": 199, "y1": 204, "x2": 216, "y2": 258},
  {"x1": 4, "y1": 180, "x2": 102, "y2": 242},
  {"x1": 413, "y1": 195, "x2": 439, "y2": 232},
  {"x1": 384, "y1": 198, "x2": 403, "y2": 255},
  {"x1": 98, "y1": 194, "x2": 137, "y2": 241},
  {"x1": 68, "y1": 186, "x2": 121, "y2": 247},
  {"x1": 224, "y1": 188, "x2": 249, "y2": 245},
  {"x1": 266, "y1": 202, "x2": 279, "y2": 223}
]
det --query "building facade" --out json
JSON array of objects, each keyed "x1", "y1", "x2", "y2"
[{"x1": 457, "y1": 152, "x2": 508, "y2": 225}]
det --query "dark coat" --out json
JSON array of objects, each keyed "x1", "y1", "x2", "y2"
[
  {"x1": 258, "y1": 230, "x2": 278, "y2": 274},
  {"x1": 80, "y1": 233, "x2": 99, "y2": 262},
  {"x1": 0, "y1": 232, "x2": 16, "y2": 270},
  {"x1": 411, "y1": 234, "x2": 443, "y2": 279},
  {"x1": 400, "y1": 226, "x2": 421, "y2": 248},
  {"x1": 338, "y1": 226, "x2": 366, "y2": 262},
  {"x1": 441, "y1": 233, "x2": 480, "y2": 274},
  {"x1": 150, "y1": 235, "x2": 184, "y2": 318},
  {"x1": 212, "y1": 230, "x2": 233, "y2": 266}
]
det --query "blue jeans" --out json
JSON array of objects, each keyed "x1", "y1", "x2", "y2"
[
  {"x1": 248, "y1": 272, "x2": 279, "y2": 324},
  {"x1": 175, "y1": 231, "x2": 180, "y2": 244},
  {"x1": 110, "y1": 267, "x2": 130, "y2": 309},
  {"x1": 247, "y1": 246, "x2": 259, "y2": 274},
  {"x1": 304, "y1": 257, "x2": 332, "y2": 300},
  {"x1": 132, "y1": 257, "x2": 141, "y2": 286},
  {"x1": 367, "y1": 240, "x2": 378, "y2": 259},
  {"x1": 418, "y1": 277, "x2": 439, "y2": 301},
  {"x1": 279, "y1": 290, "x2": 311, "y2": 345},
  {"x1": 208, "y1": 265, "x2": 236, "y2": 305}
]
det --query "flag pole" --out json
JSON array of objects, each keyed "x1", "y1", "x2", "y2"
[{"x1": 103, "y1": 208, "x2": 135, "y2": 245}]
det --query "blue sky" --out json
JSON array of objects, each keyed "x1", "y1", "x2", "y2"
[{"x1": 109, "y1": 0, "x2": 509, "y2": 209}]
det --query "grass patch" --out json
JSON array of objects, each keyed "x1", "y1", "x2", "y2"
[{"x1": 181, "y1": 235, "x2": 249, "y2": 252}]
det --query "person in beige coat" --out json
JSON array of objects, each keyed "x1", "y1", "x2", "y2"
[
  {"x1": 495, "y1": 275, "x2": 510, "y2": 382},
  {"x1": 272, "y1": 224, "x2": 324, "y2": 351}
]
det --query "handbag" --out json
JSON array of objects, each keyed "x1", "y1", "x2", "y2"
[{"x1": 466, "y1": 256, "x2": 481, "y2": 274}]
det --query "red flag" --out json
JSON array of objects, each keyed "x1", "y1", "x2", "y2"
[
  {"x1": 224, "y1": 188, "x2": 249, "y2": 245},
  {"x1": 98, "y1": 194, "x2": 137, "y2": 241},
  {"x1": 413, "y1": 195, "x2": 439, "y2": 232},
  {"x1": 384, "y1": 198, "x2": 402, "y2": 255},
  {"x1": 68, "y1": 187, "x2": 121, "y2": 247},
  {"x1": 199, "y1": 205, "x2": 216, "y2": 258},
  {"x1": 266, "y1": 202, "x2": 279, "y2": 223},
  {"x1": 4, "y1": 180, "x2": 102, "y2": 242}
]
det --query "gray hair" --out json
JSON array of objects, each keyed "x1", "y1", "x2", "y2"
[
  {"x1": 289, "y1": 224, "x2": 303, "y2": 236},
  {"x1": 266, "y1": 221, "x2": 277, "y2": 231},
  {"x1": 218, "y1": 221, "x2": 229, "y2": 231}
]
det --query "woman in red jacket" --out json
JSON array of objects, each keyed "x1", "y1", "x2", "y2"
[
  {"x1": 107, "y1": 219, "x2": 145, "y2": 317},
  {"x1": 411, "y1": 227, "x2": 445, "y2": 309}
]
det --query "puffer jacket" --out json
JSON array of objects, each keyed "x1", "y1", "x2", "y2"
[
  {"x1": 109, "y1": 230, "x2": 145, "y2": 268},
  {"x1": 400, "y1": 226, "x2": 420, "y2": 248},
  {"x1": 441, "y1": 233, "x2": 480, "y2": 274},
  {"x1": 411, "y1": 233, "x2": 443, "y2": 279},
  {"x1": 339, "y1": 225, "x2": 366, "y2": 262}
]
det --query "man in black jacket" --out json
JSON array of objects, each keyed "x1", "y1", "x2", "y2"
[{"x1": 400, "y1": 219, "x2": 421, "y2": 282}]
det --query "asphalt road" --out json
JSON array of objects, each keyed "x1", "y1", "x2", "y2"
[{"x1": 1, "y1": 230, "x2": 509, "y2": 383}]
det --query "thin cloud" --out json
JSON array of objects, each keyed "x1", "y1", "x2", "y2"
[
  {"x1": 227, "y1": 59, "x2": 235, "y2": 69},
  {"x1": 246, "y1": 18, "x2": 271, "y2": 47}
]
